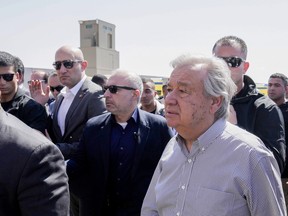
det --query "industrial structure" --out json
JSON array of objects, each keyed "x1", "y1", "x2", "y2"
[{"x1": 79, "y1": 19, "x2": 119, "y2": 77}]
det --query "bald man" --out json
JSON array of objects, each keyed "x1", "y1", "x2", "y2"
[{"x1": 47, "y1": 45, "x2": 106, "y2": 215}]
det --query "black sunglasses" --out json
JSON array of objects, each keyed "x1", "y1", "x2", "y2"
[
  {"x1": 0, "y1": 73, "x2": 15, "y2": 82},
  {"x1": 52, "y1": 60, "x2": 82, "y2": 70},
  {"x1": 27, "y1": 80, "x2": 46, "y2": 85},
  {"x1": 103, "y1": 85, "x2": 136, "y2": 94},
  {"x1": 220, "y1": 57, "x2": 245, "y2": 68},
  {"x1": 50, "y1": 85, "x2": 64, "y2": 92}
]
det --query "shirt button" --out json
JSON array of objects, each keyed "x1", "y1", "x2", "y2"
[
  {"x1": 119, "y1": 162, "x2": 123, "y2": 166},
  {"x1": 188, "y1": 159, "x2": 192, "y2": 163},
  {"x1": 181, "y1": 185, "x2": 185, "y2": 190},
  {"x1": 176, "y1": 212, "x2": 180, "y2": 216},
  {"x1": 120, "y1": 147, "x2": 124, "y2": 150},
  {"x1": 201, "y1": 147, "x2": 205, "y2": 151}
]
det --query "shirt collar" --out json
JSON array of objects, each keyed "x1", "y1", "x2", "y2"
[
  {"x1": 111, "y1": 108, "x2": 138, "y2": 124},
  {"x1": 176, "y1": 118, "x2": 226, "y2": 151},
  {"x1": 61, "y1": 75, "x2": 87, "y2": 96}
]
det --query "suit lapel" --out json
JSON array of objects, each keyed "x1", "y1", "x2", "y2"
[
  {"x1": 99, "y1": 115, "x2": 113, "y2": 179},
  {"x1": 63, "y1": 80, "x2": 89, "y2": 139},
  {"x1": 130, "y1": 110, "x2": 150, "y2": 179},
  {"x1": 53, "y1": 94, "x2": 64, "y2": 140}
]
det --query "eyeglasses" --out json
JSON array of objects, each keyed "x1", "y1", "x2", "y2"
[
  {"x1": 103, "y1": 85, "x2": 136, "y2": 94},
  {"x1": 27, "y1": 80, "x2": 46, "y2": 85},
  {"x1": 52, "y1": 60, "x2": 82, "y2": 70},
  {"x1": 0, "y1": 73, "x2": 15, "y2": 82},
  {"x1": 219, "y1": 57, "x2": 245, "y2": 68},
  {"x1": 50, "y1": 85, "x2": 64, "y2": 92}
]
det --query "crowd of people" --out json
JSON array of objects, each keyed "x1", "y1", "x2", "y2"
[{"x1": 0, "y1": 35, "x2": 287, "y2": 216}]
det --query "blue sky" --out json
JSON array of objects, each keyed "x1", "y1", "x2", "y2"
[{"x1": 1, "y1": 0, "x2": 287, "y2": 83}]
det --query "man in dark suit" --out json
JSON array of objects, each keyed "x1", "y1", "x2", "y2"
[
  {"x1": 29, "y1": 45, "x2": 106, "y2": 215},
  {"x1": 0, "y1": 100, "x2": 69, "y2": 216},
  {"x1": 67, "y1": 70, "x2": 174, "y2": 216},
  {"x1": 39, "y1": 45, "x2": 106, "y2": 160}
]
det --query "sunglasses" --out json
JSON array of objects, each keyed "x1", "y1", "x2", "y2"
[
  {"x1": 50, "y1": 85, "x2": 64, "y2": 92},
  {"x1": 0, "y1": 73, "x2": 15, "y2": 82},
  {"x1": 27, "y1": 80, "x2": 46, "y2": 85},
  {"x1": 220, "y1": 57, "x2": 245, "y2": 68},
  {"x1": 103, "y1": 85, "x2": 136, "y2": 94},
  {"x1": 52, "y1": 60, "x2": 82, "y2": 70}
]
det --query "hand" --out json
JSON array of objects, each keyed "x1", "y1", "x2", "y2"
[
  {"x1": 29, "y1": 80, "x2": 50, "y2": 106},
  {"x1": 228, "y1": 104, "x2": 237, "y2": 125}
]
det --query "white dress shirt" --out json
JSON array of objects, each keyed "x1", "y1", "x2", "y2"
[{"x1": 57, "y1": 75, "x2": 87, "y2": 135}]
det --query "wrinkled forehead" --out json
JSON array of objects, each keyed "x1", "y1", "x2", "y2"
[{"x1": 170, "y1": 65, "x2": 206, "y2": 84}]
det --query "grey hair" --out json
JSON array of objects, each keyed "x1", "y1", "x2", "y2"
[
  {"x1": 170, "y1": 54, "x2": 237, "y2": 120},
  {"x1": 110, "y1": 69, "x2": 144, "y2": 103},
  {"x1": 212, "y1": 35, "x2": 248, "y2": 60}
]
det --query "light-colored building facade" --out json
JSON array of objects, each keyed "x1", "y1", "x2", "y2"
[{"x1": 79, "y1": 19, "x2": 119, "y2": 77}]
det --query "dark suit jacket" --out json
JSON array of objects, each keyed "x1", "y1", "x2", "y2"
[
  {"x1": 0, "y1": 108, "x2": 70, "y2": 216},
  {"x1": 49, "y1": 78, "x2": 106, "y2": 159},
  {"x1": 67, "y1": 109, "x2": 174, "y2": 216}
]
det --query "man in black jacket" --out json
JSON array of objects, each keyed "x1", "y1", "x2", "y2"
[
  {"x1": 0, "y1": 51, "x2": 47, "y2": 134},
  {"x1": 67, "y1": 70, "x2": 174, "y2": 216},
  {"x1": 212, "y1": 35, "x2": 286, "y2": 173}
]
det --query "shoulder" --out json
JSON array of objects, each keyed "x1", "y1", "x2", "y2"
[
  {"x1": 82, "y1": 78, "x2": 103, "y2": 93},
  {"x1": 224, "y1": 123, "x2": 273, "y2": 155},
  {"x1": 139, "y1": 109, "x2": 167, "y2": 125},
  {"x1": 86, "y1": 112, "x2": 111, "y2": 126},
  {"x1": 16, "y1": 93, "x2": 46, "y2": 111},
  {"x1": 0, "y1": 112, "x2": 59, "y2": 157}
]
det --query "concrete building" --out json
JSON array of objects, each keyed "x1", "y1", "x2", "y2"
[{"x1": 79, "y1": 19, "x2": 119, "y2": 77}]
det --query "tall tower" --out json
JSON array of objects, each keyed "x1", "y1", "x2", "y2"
[{"x1": 79, "y1": 19, "x2": 119, "y2": 77}]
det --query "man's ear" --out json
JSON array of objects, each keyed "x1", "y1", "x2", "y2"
[
  {"x1": 81, "y1": 61, "x2": 88, "y2": 70},
  {"x1": 243, "y1": 61, "x2": 249, "y2": 74},
  {"x1": 15, "y1": 72, "x2": 20, "y2": 82},
  {"x1": 134, "y1": 89, "x2": 141, "y2": 98},
  {"x1": 210, "y1": 96, "x2": 222, "y2": 114}
]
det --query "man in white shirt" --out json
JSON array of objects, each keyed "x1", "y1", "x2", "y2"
[
  {"x1": 141, "y1": 54, "x2": 286, "y2": 216},
  {"x1": 47, "y1": 45, "x2": 106, "y2": 215}
]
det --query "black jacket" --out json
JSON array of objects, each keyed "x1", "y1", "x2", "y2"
[
  {"x1": 231, "y1": 75, "x2": 286, "y2": 173},
  {"x1": 279, "y1": 102, "x2": 288, "y2": 177},
  {"x1": 67, "y1": 109, "x2": 174, "y2": 216},
  {"x1": 1, "y1": 88, "x2": 47, "y2": 134}
]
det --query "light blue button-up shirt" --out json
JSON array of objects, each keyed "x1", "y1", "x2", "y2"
[{"x1": 142, "y1": 118, "x2": 286, "y2": 216}]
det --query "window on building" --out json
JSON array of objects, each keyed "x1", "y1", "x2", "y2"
[{"x1": 107, "y1": 33, "x2": 112, "y2": 49}]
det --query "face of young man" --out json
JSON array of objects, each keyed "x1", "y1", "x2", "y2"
[
  {"x1": 268, "y1": 77, "x2": 287, "y2": 104},
  {"x1": 141, "y1": 82, "x2": 156, "y2": 107},
  {"x1": 0, "y1": 66, "x2": 19, "y2": 102}
]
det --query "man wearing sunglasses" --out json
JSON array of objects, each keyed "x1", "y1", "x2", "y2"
[
  {"x1": 212, "y1": 36, "x2": 286, "y2": 174},
  {"x1": 28, "y1": 71, "x2": 64, "y2": 116},
  {"x1": 43, "y1": 45, "x2": 106, "y2": 215},
  {"x1": 0, "y1": 51, "x2": 47, "y2": 134},
  {"x1": 67, "y1": 70, "x2": 174, "y2": 216}
]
